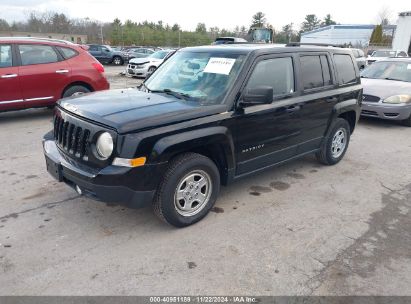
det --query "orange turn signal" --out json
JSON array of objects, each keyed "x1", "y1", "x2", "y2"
[
  {"x1": 129, "y1": 157, "x2": 146, "y2": 167},
  {"x1": 112, "y1": 156, "x2": 146, "y2": 167}
]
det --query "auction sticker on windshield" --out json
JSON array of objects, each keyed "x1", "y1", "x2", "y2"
[
  {"x1": 407, "y1": 64, "x2": 411, "y2": 70},
  {"x1": 203, "y1": 57, "x2": 236, "y2": 75}
]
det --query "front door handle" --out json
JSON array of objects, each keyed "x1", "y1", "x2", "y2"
[
  {"x1": 56, "y1": 69, "x2": 69, "y2": 74},
  {"x1": 286, "y1": 105, "x2": 301, "y2": 113},
  {"x1": 1, "y1": 74, "x2": 18, "y2": 78}
]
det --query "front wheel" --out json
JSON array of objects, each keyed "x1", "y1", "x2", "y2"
[
  {"x1": 402, "y1": 114, "x2": 411, "y2": 127},
  {"x1": 316, "y1": 118, "x2": 351, "y2": 165},
  {"x1": 153, "y1": 153, "x2": 220, "y2": 227}
]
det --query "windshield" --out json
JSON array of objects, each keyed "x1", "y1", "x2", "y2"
[
  {"x1": 144, "y1": 51, "x2": 246, "y2": 105},
  {"x1": 149, "y1": 51, "x2": 169, "y2": 59},
  {"x1": 214, "y1": 38, "x2": 235, "y2": 45},
  {"x1": 361, "y1": 61, "x2": 411, "y2": 82},
  {"x1": 252, "y1": 29, "x2": 272, "y2": 43},
  {"x1": 372, "y1": 50, "x2": 396, "y2": 57}
]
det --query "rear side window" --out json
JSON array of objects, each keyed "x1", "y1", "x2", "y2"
[
  {"x1": 57, "y1": 47, "x2": 78, "y2": 59},
  {"x1": 320, "y1": 55, "x2": 332, "y2": 86},
  {"x1": 0, "y1": 44, "x2": 12, "y2": 68},
  {"x1": 19, "y1": 44, "x2": 59, "y2": 66},
  {"x1": 301, "y1": 55, "x2": 332, "y2": 90},
  {"x1": 246, "y1": 57, "x2": 294, "y2": 97},
  {"x1": 89, "y1": 45, "x2": 99, "y2": 51},
  {"x1": 334, "y1": 54, "x2": 356, "y2": 84}
]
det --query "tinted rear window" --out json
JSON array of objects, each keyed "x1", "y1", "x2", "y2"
[
  {"x1": 301, "y1": 55, "x2": 332, "y2": 90},
  {"x1": 334, "y1": 54, "x2": 356, "y2": 84},
  {"x1": 57, "y1": 47, "x2": 78, "y2": 59}
]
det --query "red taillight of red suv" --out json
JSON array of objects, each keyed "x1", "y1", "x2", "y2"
[{"x1": 92, "y1": 62, "x2": 105, "y2": 73}]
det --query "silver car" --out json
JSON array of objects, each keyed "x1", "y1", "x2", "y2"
[{"x1": 361, "y1": 58, "x2": 411, "y2": 126}]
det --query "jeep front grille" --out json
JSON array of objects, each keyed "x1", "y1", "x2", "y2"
[{"x1": 54, "y1": 115, "x2": 91, "y2": 160}]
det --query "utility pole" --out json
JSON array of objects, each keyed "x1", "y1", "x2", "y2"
[
  {"x1": 100, "y1": 25, "x2": 104, "y2": 44},
  {"x1": 178, "y1": 30, "x2": 181, "y2": 48}
]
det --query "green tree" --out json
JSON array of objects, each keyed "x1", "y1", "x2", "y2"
[
  {"x1": 370, "y1": 24, "x2": 383, "y2": 44},
  {"x1": 301, "y1": 14, "x2": 321, "y2": 33},
  {"x1": 195, "y1": 23, "x2": 207, "y2": 33},
  {"x1": 251, "y1": 12, "x2": 266, "y2": 28},
  {"x1": 0, "y1": 19, "x2": 9, "y2": 31},
  {"x1": 321, "y1": 14, "x2": 337, "y2": 26},
  {"x1": 171, "y1": 23, "x2": 180, "y2": 32}
]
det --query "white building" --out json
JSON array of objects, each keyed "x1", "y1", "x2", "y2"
[
  {"x1": 300, "y1": 24, "x2": 396, "y2": 48},
  {"x1": 392, "y1": 12, "x2": 411, "y2": 53}
]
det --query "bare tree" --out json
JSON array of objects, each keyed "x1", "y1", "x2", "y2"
[{"x1": 376, "y1": 6, "x2": 393, "y2": 25}]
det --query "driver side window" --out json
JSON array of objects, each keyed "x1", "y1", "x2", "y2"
[{"x1": 246, "y1": 57, "x2": 295, "y2": 99}]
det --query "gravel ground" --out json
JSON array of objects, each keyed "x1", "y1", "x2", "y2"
[{"x1": 0, "y1": 66, "x2": 410, "y2": 295}]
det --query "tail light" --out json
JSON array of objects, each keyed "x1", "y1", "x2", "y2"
[{"x1": 92, "y1": 62, "x2": 105, "y2": 73}]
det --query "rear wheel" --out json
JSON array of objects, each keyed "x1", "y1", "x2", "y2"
[
  {"x1": 316, "y1": 118, "x2": 351, "y2": 165},
  {"x1": 153, "y1": 153, "x2": 220, "y2": 227},
  {"x1": 112, "y1": 56, "x2": 123, "y2": 66},
  {"x1": 62, "y1": 85, "x2": 90, "y2": 98}
]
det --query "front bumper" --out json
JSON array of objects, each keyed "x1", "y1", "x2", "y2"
[
  {"x1": 126, "y1": 64, "x2": 149, "y2": 77},
  {"x1": 42, "y1": 133, "x2": 165, "y2": 208},
  {"x1": 361, "y1": 102, "x2": 411, "y2": 121}
]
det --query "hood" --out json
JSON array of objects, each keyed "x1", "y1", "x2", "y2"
[
  {"x1": 362, "y1": 78, "x2": 411, "y2": 99},
  {"x1": 129, "y1": 57, "x2": 162, "y2": 64},
  {"x1": 58, "y1": 89, "x2": 226, "y2": 134}
]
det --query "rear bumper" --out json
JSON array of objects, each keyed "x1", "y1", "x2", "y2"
[
  {"x1": 42, "y1": 132, "x2": 166, "y2": 208},
  {"x1": 361, "y1": 102, "x2": 411, "y2": 120}
]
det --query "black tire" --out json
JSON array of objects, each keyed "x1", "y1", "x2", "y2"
[
  {"x1": 62, "y1": 85, "x2": 90, "y2": 98},
  {"x1": 153, "y1": 153, "x2": 220, "y2": 227},
  {"x1": 316, "y1": 118, "x2": 351, "y2": 165},
  {"x1": 112, "y1": 56, "x2": 124, "y2": 66},
  {"x1": 148, "y1": 66, "x2": 156, "y2": 74},
  {"x1": 402, "y1": 115, "x2": 411, "y2": 127}
]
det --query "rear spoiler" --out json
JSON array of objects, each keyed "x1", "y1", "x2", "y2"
[{"x1": 78, "y1": 44, "x2": 89, "y2": 51}]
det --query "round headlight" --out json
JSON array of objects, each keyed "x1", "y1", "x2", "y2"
[{"x1": 96, "y1": 132, "x2": 113, "y2": 159}]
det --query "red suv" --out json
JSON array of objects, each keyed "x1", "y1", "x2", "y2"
[{"x1": 0, "y1": 37, "x2": 109, "y2": 112}]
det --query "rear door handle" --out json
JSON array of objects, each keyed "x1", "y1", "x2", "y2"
[
  {"x1": 286, "y1": 105, "x2": 301, "y2": 113},
  {"x1": 1, "y1": 74, "x2": 18, "y2": 78},
  {"x1": 326, "y1": 97, "x2": 338, "y2": 103},
  {"x1": 56, "y1": 69, "x2": 69, "y2": 74}
]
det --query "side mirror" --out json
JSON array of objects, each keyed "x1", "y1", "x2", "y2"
[{"x1": 240, "y1": 86, "x2": 273, "y2": 107}]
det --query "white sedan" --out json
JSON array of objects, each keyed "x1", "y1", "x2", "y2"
[{"x1": 126, "y1": 50, "x2": 175, "y2": 78}]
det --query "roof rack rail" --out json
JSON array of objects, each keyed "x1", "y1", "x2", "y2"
[
  {"x1": 0, "y1": 37, "x2": 75, "y2": 45},
  {"x1": 286, "y1": 42, "x2": 345, "y2": 48}
]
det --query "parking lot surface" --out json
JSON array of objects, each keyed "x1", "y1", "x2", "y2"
[{"x1": 0, "y1": 66, "x2": 410, "y2": 295}]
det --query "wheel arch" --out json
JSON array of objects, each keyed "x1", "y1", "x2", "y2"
[
  {"x1": 61, "y1": 81, "x2": 94, "y2": 98},
  {"x1": 151, "y1": 127, "x2": 236, "y2": 185}
]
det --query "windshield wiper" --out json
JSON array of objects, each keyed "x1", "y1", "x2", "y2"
[
  {"x1": 384, "y1": 77, "x2": 407, "y2": 82},
  {"x1": 151, "y1": 89, "x2": 192, "y2": 100}
]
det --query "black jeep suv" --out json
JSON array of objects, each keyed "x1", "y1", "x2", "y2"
[{"x1": 43, "y1": 44, "x2": 362, "y2": 227}]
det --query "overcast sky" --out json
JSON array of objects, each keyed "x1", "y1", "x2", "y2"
[{"x1": 0, "y1": 0, "x2": 410, "y2": 31}]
